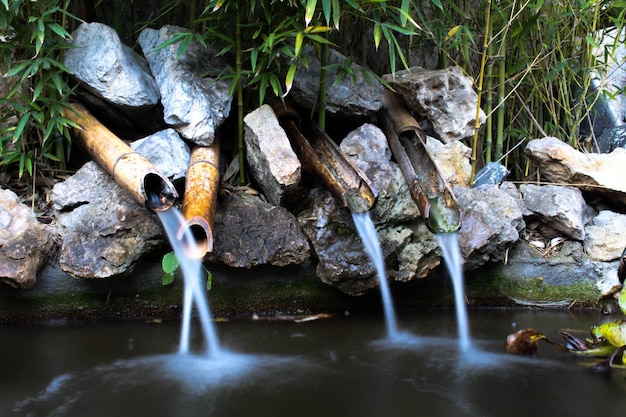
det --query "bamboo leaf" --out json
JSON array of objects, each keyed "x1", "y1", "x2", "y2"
[
  {"x1": 305, "y1": 0, "x2": 317, "y2": 26},
  {"x1": 284, "y1": 62, "x2": 297, "y2": 96},
  {"x1": 295, "y1": 32, "x2": 304, "y2": 57},
  {"x1": 374, "y1": 23, "x2": 382, "y2": 49},
  {"x1": 545, "y1": 61, "x2": 566, "y2": 82},
  {"x1": 332, "y1": 0, "x2": 340, "y2": 29},
  {"x1": 322, "y1": 0, "x2": 331, "y2": 25}
]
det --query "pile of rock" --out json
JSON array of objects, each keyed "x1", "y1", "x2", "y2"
[{"x1": 1, "y1": 21, "x2": 625, "y2": 307}]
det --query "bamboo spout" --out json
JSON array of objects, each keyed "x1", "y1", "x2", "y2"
[
  {"x1": 380, "y1": 90, "x2": 461, "y2": 233},
  {"x1": 181, "y1": 138, "x2": 221, "y2": 258},
  {"x1": 271, "y1": 100, "x2": 377, "y2": 213},
  {"x1": 64, "y1": 101, "x2": 178, "y2": 211}
]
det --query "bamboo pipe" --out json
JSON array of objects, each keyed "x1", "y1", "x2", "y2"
[
  {"x1": 380, "y1": 91, "x2": 461, "y2": 233},
  {"x1": 271, "y1": 99, "x2": 377, "y2": 213},
  {"x1": 64, "y1": 101, "x2": 178, "y2": 211},
  {"x1": 181, "y1": 138, "x2": 221, "y2": 258}
]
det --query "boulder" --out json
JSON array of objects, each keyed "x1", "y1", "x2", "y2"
[
  {"x1": 63, "y1": 22, "x2": 161, "y2": 123},
  {"x1": 291, "y1": 45, "x2": 383, "y2": 118},
  {"x1": 525, "y1": 137, "x2": 626, "y2": 208},
  {"x1": 130, "y1": 128, "x2": 190, "y2": 182},
  {"x1": 243, "y1": 105, "x2": 302, "y2": 206},
  {"x1": 138, "y1": 25, "x2": 232, "y2": 146},
  {"x1": 519, "y1": 184, "x2": 589, "y2": 241},
  {"x1": 50, "y1": 162, "x2": 164, "y2": 278},
  {"x1": 584, "y1": 210, "x2": 626, "y2": 261},
  {"x1": 206, "y1": 192, "x2": 310, "y2": 268},
  {"x1": 383, "y1": 66, "x2": 486, "y2": 143},
  {"x1": 0, "y1": 189, "x2": 59, "y2": 289}
]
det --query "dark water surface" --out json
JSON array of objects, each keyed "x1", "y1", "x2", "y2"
[{"x1": 1, "y1": 309, "x2": 625, "y2": 417}]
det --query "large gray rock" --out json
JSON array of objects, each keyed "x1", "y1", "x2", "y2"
[
  {"x1": 130, "y1": 128, "x2": 190, "y2": 181},
  {"x1": 243, "y1": 105, "x2": 302, "y2": 206},
  {"x1": 584, "y1": 210, "x2": 626, "y2": 261},
  {"x1": 519, "y1": 184, "x2": 589, "y2": 241},
  {"x1": 339, "y1": 123, "x2": 419, "y2": 224},
  {"x1": 206, "y1": 192, "x2": 310, "y2": 268},
  {"x1": 291, "y1": 45, "x2": 383, "y2": 118},
  {"x1": 0, "y1": 189, "x2": 59, "y2": 289},
  {"x1": 525, "y1": 137, "x2": 626, "y2": 208},
  {"x1": 383, "y1": 66, "x2": 486, "y2": 143},
  {"x1": 138, "y1": 25, "x2": 232, "y2": 146},
  {"x1": 455, "y1": 184, "x2": 525, "y2": 269},
  {"x1": 50, "y1": 162, "x2": 164, "y2": 278},
  {"x1": 63, "y1": 22, "x2": 160, "y2": 117}
]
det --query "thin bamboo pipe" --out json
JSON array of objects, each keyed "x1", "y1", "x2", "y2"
[
  {"x1": 380, "y1": 91, "x2": 461, "y2": 234},
  {"x1": 64, "y1": 101, "x2": 178, "y2": 211},
  {"x1": 271, "y1": 99, "x2": 377, "y2": 213},
  {"x1": 182, "y1": 138, "x2": 221, "y2": 258}
]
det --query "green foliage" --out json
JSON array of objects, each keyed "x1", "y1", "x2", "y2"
[
  {"x1": 0, "y1": 0, "x2": 76, "y2": 181},
  {"x1": 160, "y1": 251, "x2": 213, "y2": 291}
]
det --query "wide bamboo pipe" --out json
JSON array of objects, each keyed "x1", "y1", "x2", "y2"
[
  {"x1": 271, "y1": 99, "x2": 377, "y2": 213},
  {"x1": 380, "y1": 90, "x2": 461, "y2": 233},
  {"x1": 64, "y1": 101, "x2": 178, "y2": 211},
  {"x1": 181, "y1": 138, "x2": 221, "y2": 258}
]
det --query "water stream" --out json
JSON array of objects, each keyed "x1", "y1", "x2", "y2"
[
  {"x1": 436, "y1": 232, "x2": 471, "y2": 351},
  {"x1": 351, "y1": 211, "x2": 400, "y2": 338},
  {"x1": 156, "y1": 207, "x2": 221, "y2": 357}
]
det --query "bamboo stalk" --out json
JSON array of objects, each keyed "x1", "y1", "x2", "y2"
[
  {"x1": 182, "y1": 137, "x2": 221, "y2": 258},
  {"x1": 63, "y1": 101, "x2": 178, "y2": 211}
]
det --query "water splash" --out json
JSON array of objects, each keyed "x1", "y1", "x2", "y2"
[
  {"x1": 436, "y1": 232, "x2": 471, "y2": 352},
  {"x1": 351, "y1": 211, "x2": 399, "y2": 338},
  {"x1": 157, "y1": 207, "x2": 221, "y2": 357}
]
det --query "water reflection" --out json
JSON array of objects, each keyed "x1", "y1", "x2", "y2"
[{"x1": 3, "y1": 311, "x2": 626, "y2": 417}]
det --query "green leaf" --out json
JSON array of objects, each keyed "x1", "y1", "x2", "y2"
[
  {"x1": 305, "y1": 0, "x2": 317, "y2": 26},
  {"x1": 284, "y1": 62, "x2": 297, "y2": 96},
  {"x1": 161, "y1": 251, "x2": 180, "y2": 274},
  {"x1": 206, "y1": 270, "x2": 213, "y2": 291},
  {"x1": 322, "y1": 0, "x2": 331, "y2": 25},
  {"x1": 592, "y1": 320, "x2": 626, "y2": 347},
  {"x1": 162, "y1": 272, "x2": 175, "y2": 286}
]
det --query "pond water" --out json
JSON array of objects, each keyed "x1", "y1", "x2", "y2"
[{"x1": 1, "y1": 309, "x2": 625, "y2": 417}]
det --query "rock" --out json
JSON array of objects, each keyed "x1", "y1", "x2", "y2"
[
  {"x1": 130, "y1": 128, "x2": 190, "y2": 181},
  {"x1": 206, "y1": 192, "x2": 310, "y2": 268},
  {"x1": 339, "y1": 123, "x2": 420, "y2": 224},
  {"x1": 455, "y1": 185, "x2": 525, "y2": 269},
  {"x1": 138, "y1": 25, "x2": 232, "y2": 146},
  {"x1": 383, "y1": 66, "x2": 486, "y2": 143},
  {"x1": 243, "y1": 105, "x2": 302, "y2": 206},
  {"x1": 63, "y1": 22, "x2": 160, "y2": 119},
  {"x1": 525, "y1": 137, "x2": 626, "y2": 208},
  {"x1": 50, "y1": 162, "x2": 164, "y2": 278},
  {"x1": 584, "y1": 210, "x2": 626, "y2": 261},
  {"x1": 0, "y1": 189, "x2": 59, "y2": 289},
  {"x1": 519, "y1": 184, "x2": 589, "y2": 241},
  {"x1": 291, "y1": 45, "x2": 383, "y2": 118},
  {"x1": 596, "y1": 125, "x2": 626, "y2": 153},
  {"x1": 425, "y1": 136, "x2": 472, "y2": 187}
]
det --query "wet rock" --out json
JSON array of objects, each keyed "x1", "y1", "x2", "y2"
[
  {"x1": 50, "y1": 162, "x2": 164, "y2": 278},
  {"x1": 243, "y1": 105, "x2": 302, "y2": 206},
  {"x1": 584, "y1": 210, "x2": 626, "y2": 261},
  {"x1": 138, "y1": 25, "x2": 232, "y2": 146},
  {"x1": 383, "y1": 66, "x2": 486, "y2": 143},
  {"x1": 0, "y1": 189, "x2": 59, "y2": 289},
  {"x1": 63, "y1": 22, "x2": 160, "y2": 120},
  {"x1": 454, "y1": 185, "x2": 525, "y2": 269},
  {"x1": 525, "y1": 137, "x2": 626, "y2": 208},
  {"x1": 130, "y1": 128, "x2": 190, "y2": 181},
  {"x1": 519, "y1": 184, "x2": 589, "y2": 241},
  {"x1": 291, "y1": 45, "x2": 383, "y2": 118},
  {"x1": 207, "y1": 192, "x2": 310, "y2": 268}
]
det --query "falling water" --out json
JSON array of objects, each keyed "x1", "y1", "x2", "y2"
[
  {"x1": 436, "y1": 232, "x2": 471, "y2": 352},
  {"x1": 351, "y1": 211, "x2": 399, "y2": 338},
  {"x1": 157, "y1": 207, "x2": 221, "y2": 357}
]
